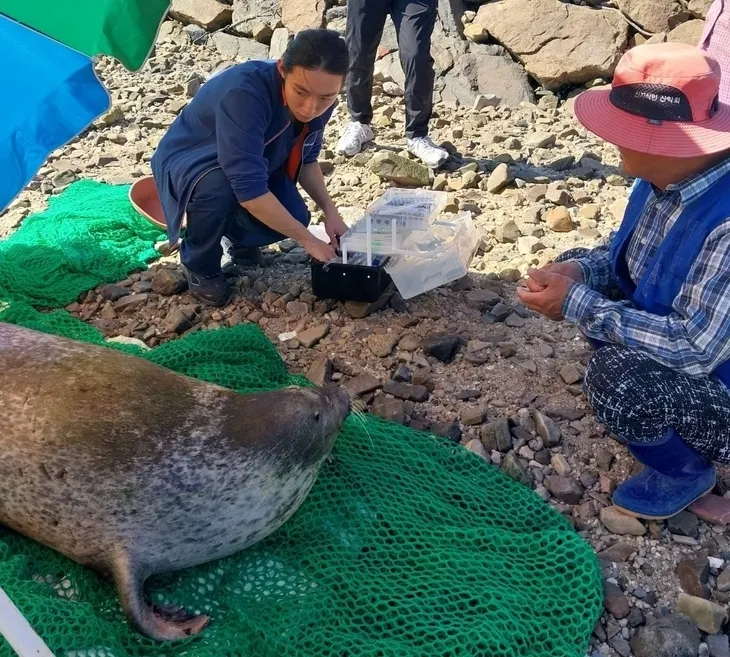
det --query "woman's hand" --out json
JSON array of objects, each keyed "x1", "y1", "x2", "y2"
[
  {"x1": 323, "y1": 208, "x2": 348, "y2": 247},
  {"x1": 301, "y1": 234, "x2": 337, "y2": 263},
  {"x1": 297, "y1": 163, "x2": 348, "y2": 247}
]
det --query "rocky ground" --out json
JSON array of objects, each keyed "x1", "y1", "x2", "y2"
[{"x1": 2, "y1": 4, "x2": 730, "y2": 656}]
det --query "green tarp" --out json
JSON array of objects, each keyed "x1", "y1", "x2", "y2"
[{"x1": 1, "y1": 0, "x2": 171, "y2": 70}]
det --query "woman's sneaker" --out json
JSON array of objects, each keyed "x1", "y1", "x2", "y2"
[
  {"x1": 407, "y1": 136, "x2": 450, "y2": 169},
  {"x1": 336, "y1": 121, "x2": 374, "y2": 157},
  {"x1": 183, "y1": 267, "x2": 232, "y2": 307}
]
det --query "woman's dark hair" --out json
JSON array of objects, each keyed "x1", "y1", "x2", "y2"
[{"x1": 281, "y1": 29, "x2": 350, "y2": 77}]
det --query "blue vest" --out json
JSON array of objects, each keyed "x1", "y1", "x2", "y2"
[{"x1": 609, "y1": 170, "x2": 730, "y2": 385}]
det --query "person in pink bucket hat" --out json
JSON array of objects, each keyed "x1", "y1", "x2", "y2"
[{"x1": 517, "y1": 42, "x2": 730, "y2": 521}]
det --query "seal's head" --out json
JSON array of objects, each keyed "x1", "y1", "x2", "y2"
[
  {"x1": 317, "y1": 383, "x2": 353, "y2": 435},
  {"x1": 272, "y1": 384, "x2": 352, "y2": 462}
]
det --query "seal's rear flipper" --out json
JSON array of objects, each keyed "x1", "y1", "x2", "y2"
[{"x1": 112, "y1": 553, "x2": 210, "y2": 642}]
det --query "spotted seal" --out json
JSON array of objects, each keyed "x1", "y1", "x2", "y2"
[{"x1": 0, "y1": 322, "x2": 351, "y2": 641}]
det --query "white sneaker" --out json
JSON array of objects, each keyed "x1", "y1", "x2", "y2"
[
  {"x1": 336, "y1": 121, "x2": 374, "y2": 157},
  {"x1": 407, "y1": 136, "x2": 450, "y2": 169}
]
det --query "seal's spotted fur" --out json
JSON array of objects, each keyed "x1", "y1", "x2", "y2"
[{"x1": 0, "y1": 322, "x2": 350, "y2": 641}]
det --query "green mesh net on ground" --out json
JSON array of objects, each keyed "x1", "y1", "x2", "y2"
[
  {"x1": 0, "y1": 181, "x2": 603, "y2": 657},
  {"x1": 0, "y1": 180, "x2": 163, "y2": 308}
]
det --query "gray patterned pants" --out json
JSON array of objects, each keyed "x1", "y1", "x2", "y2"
[
  {"x1": 583, "y1": 344, "x2": 730, "y2": 464},
  {"x1": 553, "y1": 248, "x2": 730, "y2": 464}
]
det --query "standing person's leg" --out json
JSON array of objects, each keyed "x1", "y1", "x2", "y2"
[
  {"x1": 583, "y1": 344, "x2": 729, "y2": 519},
  {"x1": 392, "y1": 0, "x2": 448, "y2": 168},
  {"x1": 336, "y1": 0, "x2": 389, "y2": 157}
]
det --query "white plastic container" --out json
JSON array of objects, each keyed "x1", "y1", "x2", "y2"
[
  {"x1": 364, "y1": 188, "x2": 447, "y2": 231},
  {"x1": 339, "y1": 190, "x2": 447, "y2": 263},
  {"x1": 384, "y1": 212, "x2": 480, "y2": 299}
]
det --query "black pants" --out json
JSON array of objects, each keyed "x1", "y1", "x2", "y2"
[
  {"x1": 181, "y1": 168, "x2": 309, "y2": 277},
  {"x1": 346, "y1": 0, "x2": 437, "y2": 138},
  {"x1": 553, "y1": 248, "x2": 730, "y2": 464}
]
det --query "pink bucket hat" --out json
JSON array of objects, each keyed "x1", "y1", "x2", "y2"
[{"x1": 573, "y1": 42, "x2": 730, "y2": 157}]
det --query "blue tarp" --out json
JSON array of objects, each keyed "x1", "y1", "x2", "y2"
[{"x1": 0, "y1": 14, "x2": 110, "y2": 210}]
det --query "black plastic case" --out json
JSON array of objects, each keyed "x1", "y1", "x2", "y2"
[{"x1": 311, "y1": 260, "x2": 392, "y2": 302}]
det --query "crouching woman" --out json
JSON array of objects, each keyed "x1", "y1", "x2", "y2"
[{"x1": 151, "y1": 29, "x2": 350, "y2": 306}]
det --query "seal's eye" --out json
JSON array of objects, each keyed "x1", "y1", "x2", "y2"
[{"x1": 314, "y1": 411, "x2": 320, "y2": 422}]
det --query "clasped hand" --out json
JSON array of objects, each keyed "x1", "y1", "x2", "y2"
[{"x1": 515, "y1": 261, "x2": 583, "y2": 321}]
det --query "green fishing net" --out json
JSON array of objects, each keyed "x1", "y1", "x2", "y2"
[
  {"x1": 0, "y1": 180, "x2": 162, "y2": 308},
  {"x1": 0, "y1": 181, "x2": 602, "y2": 657}
]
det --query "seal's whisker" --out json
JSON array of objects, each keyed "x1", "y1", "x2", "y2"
[
  {"x1": 349, "y1": 395, "x2": 366, "y2": 414},
  {"x1": 349, "y1": 408, "x2": 374, "y2": 449}
]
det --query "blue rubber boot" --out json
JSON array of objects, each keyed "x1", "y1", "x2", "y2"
[{"x1": 612, "y1": 430, "x2": 716, "y2": 520}]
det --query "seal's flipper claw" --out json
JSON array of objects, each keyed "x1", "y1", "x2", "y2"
[
  {"x1": 151, "y1": 603, "x2": 196, "y2": 623},
  {"x1": 112, "y1": 554, "x2": 210, "y2": 642}
]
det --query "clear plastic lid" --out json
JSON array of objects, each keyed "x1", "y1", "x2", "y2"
[{"x1": 384, "y1": 212, "x2": 480, "y2": 299}]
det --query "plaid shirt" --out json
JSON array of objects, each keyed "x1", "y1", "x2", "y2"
[
  {"x1": 700, "y1": 0, "x2": 730, "y2": 105},
  {"x1": 563, "y1": 156, "x2": 730, "y2": 378}
]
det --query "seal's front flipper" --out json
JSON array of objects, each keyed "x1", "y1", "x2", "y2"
[
  {"x1": 151, "y1": 603, "x2": 210, "y2": 638},
  {"x1": 112, "y1": 553, "x2": 210, "y2": 641}
]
